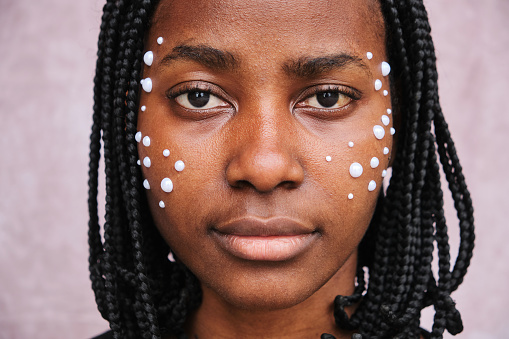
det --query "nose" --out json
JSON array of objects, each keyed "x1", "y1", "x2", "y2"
[{"x1": 225, "y1": 108, "x2": 305, "y2": 193}]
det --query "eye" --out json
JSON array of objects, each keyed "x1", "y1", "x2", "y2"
[
  {"x1": 175, "y1": 90, "x2": 227, "y2": 109},
  {"x1": 301, "y1": 90, "x2": 352, "y2": 109}
]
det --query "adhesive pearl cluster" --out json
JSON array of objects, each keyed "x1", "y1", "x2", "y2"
[
  {"x1": 346, "y1": 52, "x2": 394, "y2": 200},
  {"x1": 135, "y1": 36, "x2": 188, "y2": 209}
]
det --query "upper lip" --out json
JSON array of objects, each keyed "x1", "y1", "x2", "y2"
[{"x1": 214, "y1": 216, "x2": 315, "y2": 236}]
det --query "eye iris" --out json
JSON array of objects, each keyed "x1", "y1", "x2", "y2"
[
  {"x1": 317, "y1": 92, "x2": 339, "y2": 108},
  {"x1": 188, "y1": 91, "x2": 210, "y2": 108}
]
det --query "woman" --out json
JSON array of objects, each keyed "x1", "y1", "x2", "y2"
[{"x1": 89, "y1": 0, "x2": 475, "y2": 338}]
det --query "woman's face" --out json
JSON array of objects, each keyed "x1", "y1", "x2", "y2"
[{"x1": 138, "y1": 0, "x2": 392, "y2": 310}]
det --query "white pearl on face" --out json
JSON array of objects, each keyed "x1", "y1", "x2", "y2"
[
  {"x1": 367, "y1": 52, "x2": 373, "y2": 60},
  {"x1": 368, "y1": 180, "x2": 377, "y2": 192},
  {"x1": 157, "y1": 37, "x2": 163, "y2": 45},
  {"x1": 135, "y1": 131, "x2": 142, "y2": 143},
  {"x1": 137, "y1": 160, "x2": 141, "y2": 165},
  {"x1": 143, "y1": 179, "x2": 150, "y2": 190},
  {"x1": 143, "y1": 136, "x2": 151, "y2": 147},
  {"x1": 348, "y1": 141, "x2": 354, "y2": 148},
  {"x1": 348, "y1": 193, "x2": 354, "y2": 200},
  {"x1": 373, "y1": 125, "x2": 385, "y2": 140},
  {"x1": 390, "y1": 127, "x2": 396, "y2": 135},
  {"x1": 141, "y1": 105, "x2": 146, "y2": 112},
  {"x1": 387, "y1": 109, "x2": 392, "y2": 114},
  {"x1": 175, "y1": 160, "x2": 185, "y2": 172},
  {"x1": 161, "y1": 178, "x2": 173, "y2": 193},
  {"x1": 381, "y1": 115, "x2": 390, "y2": 126},
  {"x1": 381, "y1": 61, "x2": 391, "y2": 76},
  {"x1": 325, "y1": 156, "x2": 332, "y2": 162},
  {"x1": 168, "y1": 251, "x2": 176, "y2": 262},
  {"x1": 375, "y1": 79, "x2": 382, "y2": 91},
  {"x1": 143, "y1": 156, "x2": 151, "y2": 168},
  {"x1": 159, "y1": 201, "x2": 165, "y2": 208},
  {"x1": 382, "y1": 169, "x2": 387, "y2": 178},
  {"x1": 370, "y1": 157, "x2": 380, "y2": 168},
  {"x1": 163, "y1": 149, "x2": 170, "y2": 157},
  {"x1": 349, "y1": 162, "x2": 363, "y2": 178},
  {"x1": 141, "y1": 78, "x2": 152, "y2": 93},
  {"x1": 384, "y1": 147, "x2": 390, "y2": 155},
  {"x1": 383, "y1": 90, "x2": 388, "y2": 97},
  {"x1": 143, "y1": 51, "x2": 153, "y2": 66}
]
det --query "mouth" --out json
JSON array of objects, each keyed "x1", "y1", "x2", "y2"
[{"x1": 212, "y1": 217, "x2": 318, "y2": 261}]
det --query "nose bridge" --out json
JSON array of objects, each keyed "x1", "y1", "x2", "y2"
[{"x1": 226, "y1": 101, "x2": 304, "y2": 192}]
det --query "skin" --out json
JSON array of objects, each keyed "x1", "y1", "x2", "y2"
[{"x1": 137, "y1": 0, "x2": 393, "y2": 337}]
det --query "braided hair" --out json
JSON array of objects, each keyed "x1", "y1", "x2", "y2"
[{"x1": 88, "y1": 0, "x2": 475, "y2": 338}]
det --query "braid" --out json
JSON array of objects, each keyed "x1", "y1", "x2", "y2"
[{"x1": 89, "y1": 0, "x2": 474, "y2": 338}]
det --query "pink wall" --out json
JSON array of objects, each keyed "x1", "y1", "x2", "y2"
[{"x1": 0, "y1": 0, "x2": 507, "y2": 338}]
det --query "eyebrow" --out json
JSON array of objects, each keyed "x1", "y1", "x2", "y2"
[
  {"x1": 282, "y1": 54, "x2": 370, "y2": 78},
  {"x1": 159, "y1": 44, "x2": 239, "y2": 71}
]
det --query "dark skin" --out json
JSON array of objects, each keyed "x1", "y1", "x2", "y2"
[{"x1": 138, "y1": 0, "x2": 394, "y2": 337}]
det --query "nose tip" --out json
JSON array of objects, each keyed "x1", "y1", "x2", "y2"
[{"x1": 226, "y1": 145, "x2": 305, "y2": 193}]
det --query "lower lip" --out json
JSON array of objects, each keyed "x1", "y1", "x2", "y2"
[{"x1": 213, "y1": 232, "x2": 317, "y2": 261}]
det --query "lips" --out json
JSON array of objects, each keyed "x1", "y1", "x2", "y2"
[{"x1": 212, "y1": 217, "x2": 318, "y2": 261}]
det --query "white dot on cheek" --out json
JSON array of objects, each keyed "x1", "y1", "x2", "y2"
[
  {"x1": 161, "y1": 178, "x2": 173, "y2": 193},
  {"x1": 163, "y1": 149, "x2": 170, "y2": 157},
  {"x1": 384, "y1": 147, "x2": 390, "y2": 155},
  {"x1": 390, "y1": 127, "x2": 396, "y2": 135},
  {"x1": 143, "y1": 136, "x2": 151, "y2": 147},
  {"x1": 367, "y1": 52, "x2": 373, "y2": 60},
  {"x1": 159, "y1": 201, "x2": 165, "y2": 208},
  {"x1": 157, "y1": 37, "x2": 163, "y2": 45},
  {"x1": 175, "y1": 160, "x2": 185, "y2": 172},
  {"x1": 143, "y1": 157, "x2": 151, "y2": 168},
  {"x1": 135, "y1": 132, "x2": 142, "y2": 143},
  {"x1": 381, "y1": 61, "x2": 391, "y2": 76},
  {"x1": 349, "y1": 162, "x2": 363, "y2": 178},
  {"x1": 348, "y1": 141, "x2": 354, "y2": 148},
  {"x1": 143, "y1": 179, "x2": 150, "y2": 190},
  {"x1": 382, "y1": 169, "x2": 387, "y2": 178},
  {"x1": 143, "y1": 51, "x2": 153, "y2": 66},
  {"x1": 383, "y1": 90, "x2": 388, "y2": 97},
  {"x1": 375, "y1": 79, "x2": 382, "y2": 91},
  {"x1": 348, "y1": 193, "x2": 354, "y2": 200},
  {"x1": 141, "y1": 106, "x2": 146, "y2": 112},
  {"x1": 387, "y1": 109, "x2": 392, "y2": 114},
  {"x1": 137, "y1": 160, "x2": 141, "y2": 166},
  {"x1": 326, "y1": 156, "x2": 332, "y2": 162},
  {"x1": 370, "y1": 157, "x2": 380, "y2": 169},
  {"x1": 141, "y1": 78, "x2": 152, "y2": 93},
  {"x1": 373, "y1": 125, "x2": 385, "y2": 140},
  {"x1": 382, "y1": 115, "x2": 390, "y2": 126},
  {"x1": 368, "y1": 180, "x2": 377, "y2": 192}
]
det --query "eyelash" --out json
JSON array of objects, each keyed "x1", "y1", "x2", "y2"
[{"x1": 303, "y1": 85, "x2": 361, "y2": 103}]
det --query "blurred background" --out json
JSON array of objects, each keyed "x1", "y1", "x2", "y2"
[{"x1": 0, "y1": 0, "x2": 507, "y2": 338}]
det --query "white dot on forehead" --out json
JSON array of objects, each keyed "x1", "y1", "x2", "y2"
[
  {"x1": 382, "y1": 169, "x2": 387, "y2": 178},
  {"x1": 143, "y1": 156, "x2": 151, "y2": 168},
  {"x1": 161, "y1": 178, "x2": 173, "y2": 193},
  {"x1": 368, "y1": 180, "x2": 377, "y2": 192},
  {"x1": 348, "y1": 193, "x2": 354, "y2": 200},
  {"x1": 383, "y1": 147, "x2": 390, "y2": 155},
  {"x1": 175, "y1": 160, "x2": 185, "y2": 172},
  {"x1": 370, "y1": 157, "x2": 380, "y2": 169},
  {"x1": 141, "y1": 105, "x2": 146, "y2": 112},
  {"x1": 374, "y1": 79, "x2": 382, "y2": 91},
  {"x1": 157, "y1": 37, "x2": 163, "y2": 45},
  {"x1": 159, "y1": 201, "x2": 165, "y2": 208},
  {"x1": 348, "y1": 141, "x2": 354, "y2": 148},
  {"x1": 143, "y1": 136, "x2": 151, "y2": 147},
  {"x1": 390, "y1": 127, "x2": 396, "y2": 135},
  {"x1": 143, "y1": 51, "x2": 153, "y2": 66},
  {"x1": 135, "y1": 131, "x2": 142, "y2": 143},
  {"x1": 349, "y1": 162, "x2": 363, "y2": 178},
  {"x1": 381, "y1": 115, "x2": 390, "y2": 126},
  {"x1": 387, "y1": 109, "x2": 392, "y2": 114},
  {"x1": 367, "y1": 52, "x2": 373, "y2": 60},
  {"x1": 381, "y1": 61, "x2": 391, "y2": 76},
  {"x1": 143, "y1": 179, "x2": 150, "y2": 190},
  {"x1": 141, "y1": 78, "x2": 152, "y2": 93},
  {"x1": 325, "y1": 156, "x2": 332, "y2": 162},
  {"x1": 383, "y1": 90, "x2": 388, "y2": 97},
  {"x1": 163, "y1": 149, "x2": 170, "y2": 157},
  {"x1": 373, "y1": 125, "x2": 385, "y2": 140}
]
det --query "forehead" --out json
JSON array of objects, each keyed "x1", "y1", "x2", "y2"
[{"x1": 150, "y1": 0, "x2": 386, "y2": 59}]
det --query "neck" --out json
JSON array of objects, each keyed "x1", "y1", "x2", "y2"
[{"x1": 185, "y1": 253, "x2": 359, "y2": 339}]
